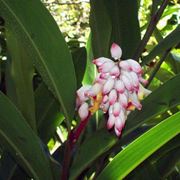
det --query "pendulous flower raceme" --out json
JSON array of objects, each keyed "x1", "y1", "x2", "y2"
[{"x1": 76, "y1": 43, "x2": 151, "y2": 137}]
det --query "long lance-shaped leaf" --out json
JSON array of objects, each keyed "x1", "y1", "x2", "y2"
[
  {"x1": 142, "y1": 25, "x2": 180, "y2": 65},
  {"x1": 0, "y1": 0, "x2": 77, "y2": 126},
  {"x1": 6, "y1": 30, "x2": 36, "y2": 130},
  {"x1": 97, "y1": 112, "x2": 180, "y2": 180},
  {"x1": 70, "y1": 74, "x2": 180, "y2": 179},
  {"x1": 0, "y1": 92, "x2": 53, "y2": 180},
  {"x1": 35, "y1": 83, "x2": 64, "y2": 143},
  {"x1": 90, "y1": 0, "x2": 112, "y2": 58},
  {"x1": 72, "y1": 47, "x2": 87, "y2": 88},
  {"x1": 104, "y1": 0, "x2": 141, "y2": 58}
]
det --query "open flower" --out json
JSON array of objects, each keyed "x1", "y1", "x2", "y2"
[{"x1": 76, "y1": 43, "x2": 151, "y2": 137}]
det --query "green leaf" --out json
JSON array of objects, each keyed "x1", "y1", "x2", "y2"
[
  {"x1": 69, "y1": 74, "x2": 180, "y2": 178},
  {"x1": 0, "y1": 0, "x2": 77, "y2": 126},
  {"x1": 143, "y1": 25, "x2": 180, "y2": 65},
  {"x1": 155, "y1": 146, "x2": 180, "y2": 178},
  {"x1": 97, "y1": 112, "x2": 180, "y2": 180},
  {"x1": 35, "y1": 83, "x2": 64, "y2": 143},
  {"x1": 0, "y1": 92, "x2": 53, "y2": 180},
  {"x1": 72, "y1": 47, "x2": 87, "y2": 88},
  {"x1": 90, "y1": 0, "x2": 112, "y2": 58},
  {"x1": 104, "y1": 0, "x2": 141, "y2": 58},
  {"x1": 156, "y1": 68, "x2": 174, "y2": 82},
  {"x1": 83, "y1": 33, "x2": 96, "y2": 84},
  {"x1": 154, "y1": 28, "x2": 180, "y2": 74},
  {"x1": 126, "y1": 135, "x2": 179, "y2": 179},
  {"x1": 6, "y1": 31, "x2": 36, "y2": 130}
]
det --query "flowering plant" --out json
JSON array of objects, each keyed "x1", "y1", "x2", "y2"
[
  {"x1": 0, "y1": 0, "x2": 179, "y2": 180},
  {"x1": 76, "y1": 43, "x2": 151, "y2": 136}
]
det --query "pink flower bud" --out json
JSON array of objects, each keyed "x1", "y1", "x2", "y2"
[
  {"x1": 110, "y1": 43, "x2": 122, "y2": 60},
  {"x1": 77, "y1": 85, "x2": 91, "y2": 102},
  {"x1": 87, "y1": 83, "x2": 102, "y2": 97},
  {"x1": 110, "y1": 65, "x2": 120, "y2": 77},
  {"x1": 103, "y1": 78, "x2": 115, "y2": 94},
  {"x1": 121, "y1": 70, "x2": 135, "y2": 90},
  {"x1": 102, "y1": 95, "x2": 109, "y2": 103},
  {"x1": 78, "y1": 102, "x2": 89, "y2": 120},
  {"x1": 99, "y1": 61, "x2": 115, "y2": 73},
  {"x1": 113, "y1": 102, "x2": 121, "y2": 117},
  {"x1": 114, "y1": 127, "x2": 121, "y2": 137},
  {"x1": 127, "y1": 59, "x2": 142, "y2": 74},
  {"x1": 118, "y1": 93, "x2": 128, "y2": 108},
  {"x1": 119, "y1": 61, "x2": 131, "y2": 71},
  {"x1": 109, "y1": 89, "x2": 117, "y2": 105},
  {"x1": 119, "y1": 110, "x2": 126, "y2": 124},
  {"x1": 129, "y1": 92, "x2": 142, "y2": 110},
  {"x1": 129, "y1": 71, "x2": 140, "y2": 89},
  {"x1": 92, "y1": 57, "x2": 111, "y2": 66},
  {"x1": 115, "y1": 116, "x2": 124, "y2": 132},
  {"x1": 139, "y1": 77, "x2": 148, "y2": 85},
  {"x1": 107, "y1": 114, "x2": 116, "y2": 129},
  {"x1": 108, "y1": 105, "x2": 113, "y2": 114},
  {"x1": 100, "y1": 73, "x2": 109, "y2": 79},
  {"x1": 95, "y1": 74, "x2": 106, "y2": 84},
  {"x1": 100, "y1": 101, "x2": 110, "y2": 113},
  {"x1": 115, "y1": 79, "x2": 125, "y2": 93},
  {"x1": 75, "y1": 97, "x2": 81, "y2": 109},
  {"x1": 121, "y1": 75, "x2": 134, "y2": 92}
]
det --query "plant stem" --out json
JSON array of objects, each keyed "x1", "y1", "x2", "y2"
[
  {"x1": 61, "y1": 113, "x2": 91, "y2": 180},
  {"x1": 145, "y1": 49, "x2": 171, "y2": 88},
  {"x1": 133, "y1": 0, "x2": 169, "y2": 61}
]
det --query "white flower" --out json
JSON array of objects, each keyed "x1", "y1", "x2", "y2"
[
  {"x1": 78, "y1": 102, "x2": 89, "y2": 121},
  {"x1": 110, "y1": 43, "x2": 122, "y2": 60},
  {"x1": 76, "y1": 43, "x2": 151, "y2": 136}
]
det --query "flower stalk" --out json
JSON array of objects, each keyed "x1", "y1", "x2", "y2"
[{"x1": 62, "y1": 43, "x2": 151, "y2": 179}]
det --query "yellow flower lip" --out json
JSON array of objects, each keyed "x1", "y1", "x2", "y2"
[{"x1": 89, "y1": 92, "x2": 103, "y2": 114}]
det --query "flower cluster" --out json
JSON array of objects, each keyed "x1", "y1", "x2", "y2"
[{"x1": 76, "y1": 43, "x2": 151, "y2": 136}]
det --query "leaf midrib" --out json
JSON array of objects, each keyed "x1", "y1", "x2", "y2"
[
  {"x1": 0, "y1": 129, "x2": 39, "y2": 180},
  {"x1": 1, "y1": 0, "x2": 69, "y2": 122}
]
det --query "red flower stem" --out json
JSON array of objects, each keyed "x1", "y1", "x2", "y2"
[
  {"x1": 61, "y1": 112, "x2": 91, "y2": 179},
  {"x1": 69, "y1": 112, "x2": 91, "y2": 148}
]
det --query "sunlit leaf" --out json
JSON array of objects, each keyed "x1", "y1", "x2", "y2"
[
  {"x1": 97, "y1": 112, "x2": 180, "y2": 180},
  {"x1": 69, "y1": 74, "x2": 180, "y2": 178}
]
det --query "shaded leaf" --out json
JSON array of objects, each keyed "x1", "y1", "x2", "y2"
[
  {"x1": 90, "y1": 0, "x2": 112, "y2": 58},
  {"x1": 0, "y1": 92, "x2": 53, "y2": 179},
  {"x1": 6, "y1": 31, "x2": 35, "y2": 130},
  {"x1": 35, "y1": 83, "x2": 64, "y2": 143},
  {"x1": 0, "y1": 0, "x2": 77, "y2": 126},
  {"x1": 69, "y1": 130, "x2": 117, "y2": 180},
  {"x1": 104, "y1": 0, "x2": 141, "y2": 58}
]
